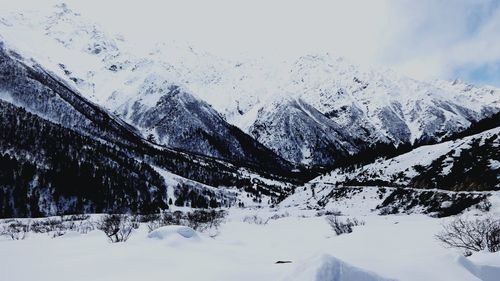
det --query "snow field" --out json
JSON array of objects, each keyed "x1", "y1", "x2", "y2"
[{"x1": 1, "y1": 209, "x2": 499, "y2": 281}]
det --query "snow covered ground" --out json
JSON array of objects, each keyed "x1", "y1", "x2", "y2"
[{"x1": 1, "y1": 207, "x2": 499, "y2": 281}]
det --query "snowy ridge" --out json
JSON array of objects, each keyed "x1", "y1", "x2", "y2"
[{"x1": 309, "y1": 126, "x2": 500, "y2": 187}]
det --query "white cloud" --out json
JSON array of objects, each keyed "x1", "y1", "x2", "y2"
[{"x1": 375, "y1": 0, "x2": 500, "y2": 84}]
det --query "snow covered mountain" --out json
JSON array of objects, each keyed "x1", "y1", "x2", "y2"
[
  {"x1": 248, "y1": 96, "x2": 358, "y2": 165},
  {"x1": 0, "y1": 4, "x2": 291, "y2": 169},
  {"x1": 0, "y1": 2, "x2": 499, "y2": 218},
  {"x1": 0, "y1": 40, "x2": 298, "y2": 217},
  {"x1": 1, "y1": 3, "x2": 498, "y2": 167},
  {"x1": 244, "y1": 55, "x2": 499, "y2": 165},
  {"x1": 312, "y1": 126, "x2": 499, "y2": 191}
]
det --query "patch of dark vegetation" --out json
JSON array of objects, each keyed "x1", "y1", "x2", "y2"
[
  {"x1": 317, "y1": 187, "x2": 363, "y2": 207},
  {"x1": 343, "y1": 178, "x2": 396, "y2": 188},
  {"x1": 377, "y1": 188, "x2": 490, "y2": 217},
  {"x1": 410, "y1": 134, "x2": 499, "y2": 192}
]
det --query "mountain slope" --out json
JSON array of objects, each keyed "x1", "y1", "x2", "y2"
[
  {"x1": 0, "y1": 5, "x2": 292, "y2": 169},
  {"x1": 0, "y1": 39, "x2": 302, "y2": 217},
  {"x1": 248, "y1": 97, "x2": 358, "y2": 166},
  {"x1": 239, "y1": 55, "x2": 499, "y2": 165},
  {"x1": 0, "y1": 41, "x2": 145, "y2": 149},
  {"x1": 0, "y1": 100, "x2": 169, "y2": 217},
  {"x1": 312, "y1": 126, "x2": 500, "y2": 191}
]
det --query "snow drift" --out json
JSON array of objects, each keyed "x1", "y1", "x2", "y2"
[
  {"x1": 147, "y1": 225, "x2": 200, "y2": 240},
  {"x1": 284, "y1": 254, "x2": 396, "y2": 281}
]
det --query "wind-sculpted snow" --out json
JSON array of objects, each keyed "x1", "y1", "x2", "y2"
[
  {"x1": 148, "y1": 226, "x2": 199, "y2": 240},
  {"x1": 455, "y1": 255, "x2": 500, "y2": 281},
  {"x1": 4, "y1": 210, "x2": 500, "y2": 281},
  {"x1": 285, "y1": 255, "x2": 397, "y2": 281}
]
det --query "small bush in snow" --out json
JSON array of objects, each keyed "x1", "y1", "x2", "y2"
[
  {"x1": 62, "y1": 214, "x2": 90, "y2": 222},
  {"x1": 30, "y1": 216, "x2": 95, "y2": 237},
  {"x1": 436, "y1": 216, "x2": 500, "y2": 254},
  {"x1": 242, "y1": 215, "x2": 267, "y2": 225},
  {"x1": 77, "y1": 220, "x2": 95, "y2": 234},
  {"x1": 316, "y1": 209, "x2": 343, "y2": 217},
  {"x1": 31, "y1": 218, "x2": 61, "y2": 234},
  {"x1": 325, "y1": 215, "x2": 365, "y2": 235},
  {"x1": 146, "y1": 210, "x2": 226, "y2": 234},
  {"x1": 268, "y1": 212, "x2": 290, "y2": 221},
  {"x1": 475, "y1": 199, "x2": 492, "y2": 212},
  {"x1": 97, "y1": 214, "x2": 135, "y2": 243},
  {"x1": 186, "y1": 210, "x2": 226, "y2": 232},
  {"x1": 1, "y1": 220, "x2": 30, "y2": 240}
]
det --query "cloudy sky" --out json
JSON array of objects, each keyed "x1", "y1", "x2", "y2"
[{"x1": 7, "y1": 0, "x2": 500, "y2": 86}]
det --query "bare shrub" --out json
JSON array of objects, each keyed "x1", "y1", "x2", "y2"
[
  {"x1": 326, "y1": 215, "x2": 365, "y2": 235},
  {"x1": 30, "y1": 216, "x2": 95, "y2": 237},
  {"x1": 31, "y1": 218, "x2": 61, "y2": 234},
  {"x1": 62, "y1": 214, "x2": 90, "y2": 222},
  {"x1": 487, "y1": 223, "x2": 500, "y2": 253},
  {"x1": 316, "y1": 209, "x2": 343, "y2": 217},
  {"x1": 242, "y1": 214, "x2": 267, "y2": 225},
  {"x1": 268, "y1": 212, "x2": 290, "y2": 221},
  {"x1": 436, "y1": 216, "x2": 500, "y2": 254},
  {"x1": 146, "y1": 210, "x2": 226, "y2": 234},
  {"x1": 145, "y1": 213, "x2": 162, "y2": 233},
  {"x1": 1, "y1": 220, "x2": 30, "y2": 240},
  {"x1": 186, "y1": 210, "x2": 226, "y2": 232},
  {"x1": 130, "y1": 215, "x2": 141, "y2": 230},
  {"x1": 76, "y1": 220, "x2": 95, "y2": 234},
  {"x1": 146, "y1": 211, "x2": 184, "y2": 232},
  {"x1": 97, "y1": 214, "x2": 134, "y2": 243}
]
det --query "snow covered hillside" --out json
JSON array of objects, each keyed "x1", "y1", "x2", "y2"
[
  {"x1": 310, "y1": 126, "x2": 500, "y2": 190},
  {"x1": 279, "y1": 125, "x2": 499, "y2": 217},
  {"x1": 0, "y1": 40, "x2": 299, "y2": 217},
  {"x1": 1, "y1": 3, "x2": 498, "y2": 166}
]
